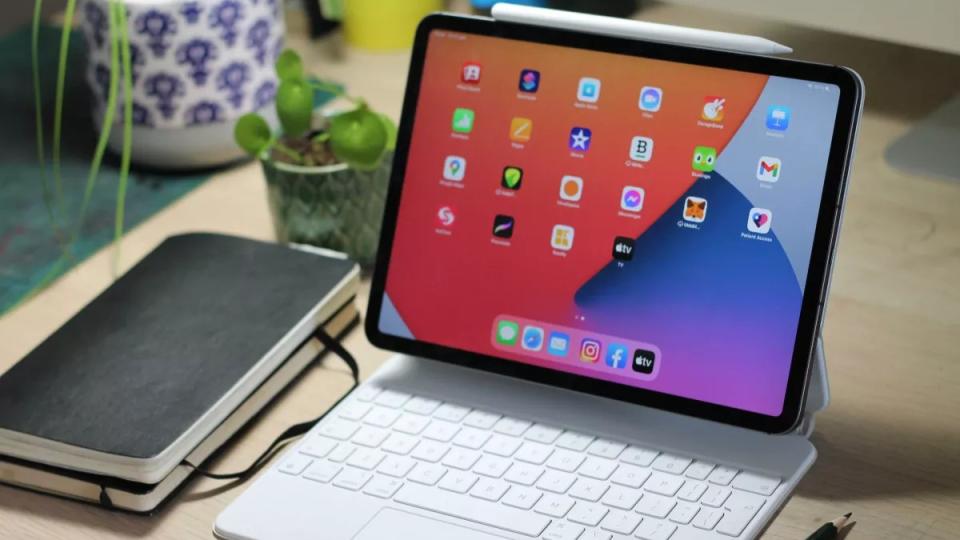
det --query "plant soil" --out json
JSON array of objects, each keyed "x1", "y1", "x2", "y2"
[{"x1": 271, "y1": 130, "x2": 341, "y2": 167}]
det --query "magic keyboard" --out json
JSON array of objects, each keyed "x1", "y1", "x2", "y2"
[{"x1": 275, "y1": 385, "x2": 783, "y2": 539}]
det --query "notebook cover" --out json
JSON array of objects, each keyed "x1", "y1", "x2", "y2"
[{"x1": 0, "y1": 233, "x2": 356, "y2": 460}]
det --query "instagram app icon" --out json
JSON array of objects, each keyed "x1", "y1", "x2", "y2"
[{"x1": 579, "y1": 339, "x2": 601, "y2": 363}]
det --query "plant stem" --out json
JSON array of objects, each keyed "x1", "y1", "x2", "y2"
[
  {"x1": 272, "y1": 140, "x2": 304, "y2": 163},
  {"x1": 31, "y1": 0, "x2": 54, "y2": 224},
  {"x1": 113, "y1": 0, "x2": 133, "y2": 276},
  {"x1": 51, "y1": 0, "x2": 77, "y2": 222}
]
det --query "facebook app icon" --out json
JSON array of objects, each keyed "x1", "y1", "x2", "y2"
[{"x1": 605, "y1": 343, "x2": 629, "y2": 369}]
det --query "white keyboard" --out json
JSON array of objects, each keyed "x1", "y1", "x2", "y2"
[{"x1": 275, "y1": 385, "x2": 783, "y2": 540}]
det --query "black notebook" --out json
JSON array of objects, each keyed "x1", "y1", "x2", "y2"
[{"x1": 0, "y1": 233, "x2": 358, "y2": 485}]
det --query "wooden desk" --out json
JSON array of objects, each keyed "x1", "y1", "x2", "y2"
[{"x1": 2, "y1": 5, "x2": 958, "y2": 539}]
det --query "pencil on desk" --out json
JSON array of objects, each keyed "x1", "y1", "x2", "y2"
[{"x1": 805, "y1": 513, "x2": 853, "y2": 540}]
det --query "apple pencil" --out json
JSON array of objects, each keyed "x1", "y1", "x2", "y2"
[{"x1": 491, "y1": 3, "x2": 792, "y2": 55}]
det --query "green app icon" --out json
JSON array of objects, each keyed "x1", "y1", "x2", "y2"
[
  {"x1": 692, "y1": 146, "x2": 717, "y2": 173},
  {"x1": 502, "y1": 166, "x2": 523, "y2": 190},
  {"x1": 496, "y1": 320, "x2": 520, "y2": 346},
  {"x1": 452, "y1": 108, "x2": 475, "y2": 133}
]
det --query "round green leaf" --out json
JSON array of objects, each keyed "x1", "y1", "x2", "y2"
[
  {"x1": 276, "y1": 79, "x2": 314, "y2": 137},
  {"x1": 233, "y1": 113, "x2": 272, "y2": 156},
  {"x1": 328, "y1": 105, "x2": 388, "y2": 169},
  {"x1": 377, "y1": 113, "x2": 397, "y2": 151},
  {"x1": 275, "y1": 49, "x2": 304, "y2": 82}
]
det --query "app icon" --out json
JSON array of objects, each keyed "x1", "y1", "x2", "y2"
[
  {"x1": 436, "y1": 206, "x2": 456, "y2": 227},
  {"x1": 747, "y1": 208, "x2": 773, "y2": 234},
  {"x1": 492, "y1": 215, "x2": 515, "y2": 239},
  {"x1": 559, "y1": 176, "x2": 583, "y2": 202},
  {"x1": 461, "y1": 62, "x2": 481, "y2": 84},
  {"x1": 521, "y1": 326, "x2": 545, "y2": 351},
  {"x1": 551, "y1": 224, "x2": 575, "y2": 251},
  {"x1": 518, "y1": 69, "x2": 540, "y2": 93},
  {"x1": 580, "y1": 339, "x2": 601, "y2": 363},
  {"x1": 612, "y1": 236, "x2": 634, "y2": 261},
  {"x1": 443, "y1": 155, "x2": 466, "y2": 181},
  {"x1": 606, "y1": 343, "x2": 629, "y2": 368},
  {"x1": 632, "y1": 349, "x2": 656, "y2": 374},
  {"x1": 766, "y1": 105, "x2": 791, "y2": 131},
  {"x1": 757, "y1": 156, "x2": 781, "y2": 182},
  {"x1": 452, "y1": 108, "x2": 475, "y2": 133},
  {"x1": 577, "y1": 77, "x2": 601, "y2": 103},
  {"x1": 629, "y1": 136, "x2": 654, "y2": 162},
  {"x1": 501, "y1": 166, "x2": 523, "y2": 190},
  {"x1": 496, "y1": 320, "x2": 519, "y2": 346},
  {"x1": 639, "y1": 86, "x2": 662, "y2": 112},
  {"x1": 509, "y1": 117, "x2": 533, "y2": 142},
  {"x1": 569, "y1": 127, "x2": 592, "y2": 152},
  {"x1": 692, "y1": 146, "x2": 717, "y2": 172},
  {"x1": 702, "y1": 96, "x2": 725, "y2": 122},
  {"x1": 547, "y1": 331, "x2": 570, "y2": 356},
  {"x1": 683, "y1": 197, "x2": 707, "y2": 223},
  {"x1": 620, "y1": 186, "x2": 645, "y2": 212}
]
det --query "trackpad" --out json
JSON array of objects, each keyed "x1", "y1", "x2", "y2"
[{"x1": 354, "y1": 508, "x2": 510, "y2": 540}]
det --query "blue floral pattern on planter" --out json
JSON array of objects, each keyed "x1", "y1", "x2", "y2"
[
  {"x1": 253, "y1": 80, "x2": 276, "y2": 111},
  {"x1": 84, "y1": 1, "x2": 108, "y2": 49},
  {"x1": 209, "y1": 0, "x2": 245, "y2": 47},
  {"x1": 93, "y1": 62, "x2": 111, "y2": 100},
  {"x1": 144, "y1": 72, "x2": 186, "y2": 119},
  {"x1": 246, "y1": 18, "x2": 271, "y2": 66},
  {"x1": 185, "y1": 100, "x2": 225, "y2": 125},
  {"x1": 216, "y1": 62, "x2": 250, "y2": 109},
  {"x1": 131, "y1": 101, "x2": 154, "y2": 127},
  {"x1": 180, "y1": 2, "x2": 202, "y2": 24},
  {"x1": 176, "y1": 38, "x2": 218, "y2": 85},
  {"x1": 135, "y1": 9, "x2": 178, "y2": 58}
]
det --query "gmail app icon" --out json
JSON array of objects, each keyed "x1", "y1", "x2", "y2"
[{"x1": 757, "y1": 156, "x2": 782, "y2": 183}]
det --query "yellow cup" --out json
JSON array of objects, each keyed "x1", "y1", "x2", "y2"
[{"x1": 342, "y1": 0, "x2": 443, "y2": 51}]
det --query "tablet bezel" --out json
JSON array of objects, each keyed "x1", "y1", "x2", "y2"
[{"x1": 365, "y1": 13, "x2": 862, "y2": 434}]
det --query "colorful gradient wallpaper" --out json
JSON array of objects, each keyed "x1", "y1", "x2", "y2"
[{"x1": 379, "y1": 30, "x2": 840, "y2": 416}]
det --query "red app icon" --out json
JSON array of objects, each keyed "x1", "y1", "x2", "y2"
[{"x1": 461, "y1": 62, "x2": 481, "y2": 84}]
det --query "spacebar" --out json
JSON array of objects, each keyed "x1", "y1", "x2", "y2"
[{"x1": 393, "y1": 483, "x2": 551, "y2": 537}]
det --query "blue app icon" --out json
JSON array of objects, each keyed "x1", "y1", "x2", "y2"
[
  {"x1": 521, "y1": 326, "x2": 544, "y2": 351},
  {"x1": 547, "y1": 331, "x2": 570, "y2": 356},
  {"x1": 605, "y1": 343, "x2": 629, "y2": 368},
  {"x1": 519, "y1": 69, "x2": 540, "y2": 93},
  {"x1": 766, "y1": 105, "x2": 791, "y2": 131},
  {"x1": 569, "y1": 127, "x2": 592, "y2": 152}
]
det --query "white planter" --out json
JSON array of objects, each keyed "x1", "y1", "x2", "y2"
[{"x1": 80, "y1": 0, "x2": 285, "y2": 169}]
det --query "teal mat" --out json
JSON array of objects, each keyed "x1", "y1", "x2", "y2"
[{"x1": 0, "y1": 26, "x2": 210, "y2": 313}]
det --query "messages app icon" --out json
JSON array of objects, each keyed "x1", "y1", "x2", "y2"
[{"x1": 496, "y1": 320, "x2": 519, "y2": 346}]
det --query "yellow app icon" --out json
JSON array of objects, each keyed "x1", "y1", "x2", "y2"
[{"x1": 510, "y1": 117, "x2": 533, "y2": 143}]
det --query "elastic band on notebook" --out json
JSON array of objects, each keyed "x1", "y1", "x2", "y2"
[{"x1": 181, "y1": 327, "x2": 360, "y2": 481}]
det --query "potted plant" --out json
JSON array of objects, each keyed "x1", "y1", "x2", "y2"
[{"x1": 233, "y1": 49, "x2": 395, "y2": 268}]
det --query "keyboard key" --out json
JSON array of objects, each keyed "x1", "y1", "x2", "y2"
[
  {"x1": 635, "y1": 493, "x2": 676, "y2": 518},
  {"x1": 579, "y1": 457, "x2": 618, "y2": 480},
  {"x1": 332, "y1": 467, "x2": 371, "y2": 490},
  {"x1": 411, "y1": 440, "x2": 448, "y2": 463},
  {"x1": 463, "y1": 410, "x2": 501, "y2": 429},
  {"x1": 503, "y1": 462, "x2": 544, "y2": 486},
  {"x1": 677, "y1": 481, "x2": 707, "y2": 502},
  {"x1": 364, "y1": 406, "x2": 401, "y2": 428},
  {"x1": 363, "y1": 475, "x2": 403, "y2": 499},
  {"x1": 600, "y1": 509, "x2": 641, "y2": 535},
  {"x1": 381, "y1": 432, "x2": 418, "y2": 455},
  {"x1": 555, "y1": 431, "x2": 594, "y2": 451},
  {"x1": 474, "y1": 454, "x2": 512, "y2": 478},
  {"x1": 534, "y1": 493, "x2": 575, "y2": 518},
  {"x1": 669, "y1": 502, "x2": 700, "y2": 524},
  {"x1": 337, "y1": 401, "x2": 372, "y2": 421},
  {"x1": 433, "y1": 403, "x2": 470, "y2": 423},
  {"x1": 353, "y1": 385, "x2": 381, "y2": 402},
  {"x1": 395, "y1": 483, "x2": 551, "y2": 537},
  {"x1": 299, "y1": 437, "x2": 337, "y2": 459},
  {"x1": 731, "y1": 471, "x2": 781, "y2": 496},
  {"x1": 421, "y1": 420, "x2": 460, "y2": 442},
  {"x1": 701, "y1": 486, "x2": 731, "y2": 507},
  {"x1": 303, "y1": 460, "x2": 341, "y2": 483},
  {"x1": 652, "y1": 453, "x2": 692, "y2": 475},
  {"x1": 620, "y1": 445, "x2": 659, "y2": 467},
  {"x1": 610, "y1": 463, "x2": 651, "y2": 488},
  {"x1": 536, "y1": 470, "x2": 577, "y2": 494},
  {"x1": 484, "y1": 434, "x2": 523, "y2": 457},
  {"x1": 278, "y1": 455, "x2": 312, "y2": 476},
  {"x1": 645, "y1": 472, "x2": 685, "y2": 497},
  {"x1": 542, "y1": 521, "x2": 584, "y2": 540},
  {"x1": 407, "y1": 462, "x2": 446, "y2": 485},
  {"x1": 346, "y1": 448, "x2": 386, "y2": 470},
  {"x1": 635, "y1": 518, "x2": 677, "y2": 540},
  {"x1": 525, "y1": 424, "x2": 562, "y2": 444},
  {"x1": 327, "y1": 443, "x2": 356, "y2": 463},
  {"x1": 568, "y1": 501, "x2": 609, "y2": 526},
  {"x1": 601, "y1": 485, "x2": 642, "y2": 510},
  {"x1": 501, "y1": 485, "x2": 542, "y2": 509},
  {"x1": 403, "y1": 396, "x2": 440, "y2": 415},
  {"x1": 442, "y1": 447, "x2": 481, "y2": 470},
  {"x1": 452, "y1": 427, "x2": 491, "y2": 449},
  {"x1": 515, "y1": 442, "x2": 553, "y2": 464},
  {"x1": 378, "y1": 455, "x2": 416, "y2": 478},
  {"x1": 437, "y1": 470, "x2": 478, "y2": 494},
  {"x1": 469, "y1": 477, "x2": 510, "y2": 501},
  {"x1": 569, "y1": 477, "x2": 609, "y2": 502},
  {"x1": 716, "y1": 490, "x2": 765, "y2": 536},
  {"x1": 582, "y1": 530, "x2": 613, "y2": 540},
  {"x1": 393, "y1": 413, "x2": 430, "y2": 435},
  {"x1": 587, "y1": 438, "x2": 626, "y2": 459},
  {"x1": 546, "y1": 448, "x2": 586, "y2": 473},
  {"x1": 685, "y1": 461, "x2": 716, "y2": 481},
  {"x1": 352, "y1": 426, "x2": 390, "y2": 448},
  {"x1": 317, "y1": 419, "x2": 359, "y2": 440},
  {"x1": 374, "y1": 389, "x2": 411, "y2": 408},
  {"x1": 692, "y1": 508, "x2": 723, "y2": 530},
  {"x1": 493, "y1": 417, "x2": 531, "y2": 436},
  {"x1": 707, "y1": 465, "x2": 739, "y2": 486}
]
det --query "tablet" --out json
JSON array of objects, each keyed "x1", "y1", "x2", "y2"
[{"x1": 366, "y1": 13, "x2": 862, "y2": 433}]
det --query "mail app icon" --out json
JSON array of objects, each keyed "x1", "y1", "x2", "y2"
[{"x1": 757, "y1": 156, "x2": 782, "y2": 183}]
